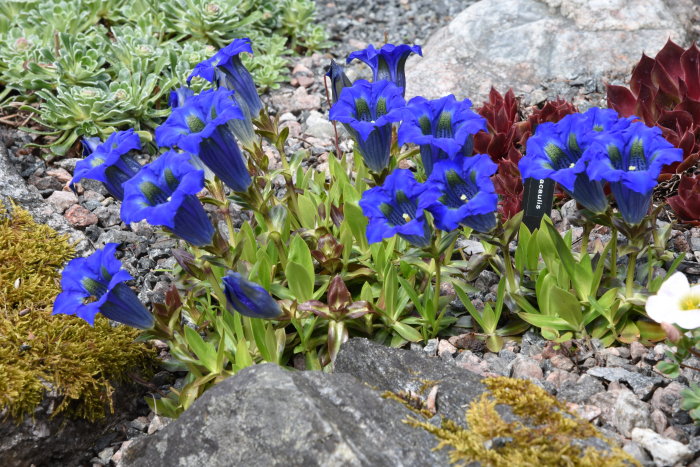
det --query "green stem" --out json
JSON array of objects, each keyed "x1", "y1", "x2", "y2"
[
  {"x1": 610, "y1": 229, "x2": 618, "y2": 282},
  {"x1": 625, "y1": 251, "x2": 638, "y2": 298},
  {"x1": 432, "y1": 252, "x2": 442, "y2": 337},
  {"x1": 501, "y1": 240, "x2": 516, "y2": 294},
  {"x1": 580, "y1": 223, "x2": 592, "y2": 257}
]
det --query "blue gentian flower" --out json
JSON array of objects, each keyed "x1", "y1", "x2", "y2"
[
  {"x1": 188, "y1": 38, "x2": 262, "y2": 146},
  {"x1": 121, "y1": 150, "x2": 214, "y2": 246},
  {"x1": 586, "y1": 122, "x2": 683, "y2": 224},
  {"x1": 329, "y1": 80, "x2": 405, "y2": 172},
  {"x1": 222, "y1": 271, "x2": 282, "y2": 319},
  {"x1": 359, "y1": 168, "x2": 432, "y2": 247},
  {"x1": 423, "y1": 154, "x2": 499, "y2": 232},
  {"x1": 155, "y1": 88, "x2": 251, "y2": 193},
  {"x1": 169, "y1": 86, "x2": 195, "y2": 108},
  {"x1": 326, "y1": 59, "x2": 353, "y2": 104},
  {"x1": 347, "y1": 43, "x2": 422, "y2": 95},
  {"x1": 53, "y1": 243, "x2": 154, "y2": 329},
  {"x1": 398, "y1": 95, "x2": 486, "y2": 176},
  {"x1": 71, "y1": 129, "x2": 142, "y2": 200},
  {"x1": 519, "y1": 108, "x2": 634, "y2": 214}
]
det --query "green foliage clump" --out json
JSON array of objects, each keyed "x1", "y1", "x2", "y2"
[
  {"x1": 0, "y1": 203, "x2": 154, "y2": 421},
  {"x1": 0, "y1": 0, "x2": 328, "y2": 155},
  {"x1": 407, "y1": 377, "x2": 639, "y2": 467}
]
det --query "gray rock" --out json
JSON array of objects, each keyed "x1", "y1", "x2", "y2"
[
  {"x1": 123, "y1": 363, "x2": 449, "y2": 467},
  {"x1": 456, "y1": 238, "x2": 485, "y2": 255},
  {"x1": 422, "y1": 338, "x2": 439, "y2": 356},
  {"x1": 631, "y1": 428, "x2": 694, "y2": 466},
  {"x1": 510, "y1": 356, "x2": 544, "y2": 380},
  {"x1": 587, "y1": 366, "x2": 665, "y2": 400},
  {"x1": 304, "y1": 111, "x2": 335, "y2": 140},
  {"x1": 0, "y1": 144, "x2": 90, "y2": 255},
  {"x1": 334, "y1": 338, "x2": 487, "y2": 425},
  {"x1": 622, "y1": 441, "x2": 653, "y2": 466},
  {"x1": 46, "y1": 190, "x2": 77, "y2": 213},
  {"x1": 406, "y1": 0, "x2": 688, "y2": 104},
  {"x1": 650, "y1": 382, "x2": 685, "y2": 416},
  {"x1": 557, "y1": 374, "x2": 605, "y2": 404},
  {"x1": 612, "y1": 391, "x2": 652, "y2": 437}
]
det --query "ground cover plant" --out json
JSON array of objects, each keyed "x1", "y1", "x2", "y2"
[
  {"x1": 0, "y1": 0, "x2": 328, "y2": 156},
  {"x1": 32, "y1": 33, "x2": 700, "y2": 433}
]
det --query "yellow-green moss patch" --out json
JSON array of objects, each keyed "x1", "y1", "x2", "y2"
[
  {"x1": 0, "y1": 203, "x2": 154, "y2": 421},
  {"x1": 407, "y1": 377, "x2": 639, "y2": 467}
]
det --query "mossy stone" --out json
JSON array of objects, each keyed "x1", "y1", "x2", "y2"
[{"x1": 0, "y1": 203, "x2": 154, "y2": 421}]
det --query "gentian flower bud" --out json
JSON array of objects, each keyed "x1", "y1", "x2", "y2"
[
  {"x1": 423, "y1": 154, "x2": 499, "y2": 233},
  {"x1": 222, "y1": 271, "x2": 282, "y2": 319},
  {"x1": 520, "y1": 108, "x2": 634, "y2": 214},
  {"x1": 359, "y1": 168, "x2": 432, "y2": 247},
  {"x1": 325, "y1": 59, "x2": 352, "y2": 104},
  {"x1": 347, "y1": 43, "x2": 422, "y2": 95},
  {"x1": 398, "y1": 95, "x2": 486, "y2": 175},
  {"x1": 586, "y1": 122, "x2": 683, "y2": 224},
  {"x1": 155, "y1": 88, "x2": 251, "y2": 193},
  {"x1": 188, "y1": 38, "x2": 262, "y2": 146},
  {"x1": 329, "y1": 80, "x2": 405, "y2": 173},
  {"x1": 53, "y1": 243, "x2": 154, "y2": 329},
  {"x1": 121, "y1": 150, "x2": 214, "y2": 246},
  {"x1": 71, "y1": 129, "x2": 142, "y2": 200}
]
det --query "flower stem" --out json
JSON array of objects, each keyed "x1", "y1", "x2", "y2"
[
  {"x1": 610, "y1": 229, "x2": 618, "y2": 282},
  {"x1": 580, "y1": 223, "x2": 592, "y2": 257},
  {"x1": 501, "y1": 238, "x2": 517, "y2": 294},
  {"x1": 625, "y1": 251, "x2": 638, "y2": 298}
]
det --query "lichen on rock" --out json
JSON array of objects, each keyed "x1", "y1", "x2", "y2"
[
  {"x1": 0, "y1": 202, "x2": 154, "y2": 421},
  {"x1": 407, "y1": 376, "x2": 639, "y2": 466}
]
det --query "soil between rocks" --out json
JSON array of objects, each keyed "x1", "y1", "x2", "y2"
[{"x1": 1, "y1": 1, "x2": 700, "y2": 466}]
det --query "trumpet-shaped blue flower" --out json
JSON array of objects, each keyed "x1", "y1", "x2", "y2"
[
  {"x1": 586, "y1": 122, "x2": 683, "y2": 224},
  {"x1": 121, "y1": 150, "x2": 214, "y2": 246},
  {"x1": 71, "y1": 129, "x2": 142, "y2": 200},
  {"x1": 359, "y1": 169, "x2": 432, "y2": 247},
  {"x1": 155, "y1": 88, "x2": 251, "y2": 192},
  {"x1": 329, "y1": 80, "x2": 405, "y2": 172},
  {"x1": 423, "y1": 154, "x2": 498, "y2": 232},
  {"x1": 398, "y1": 95, "x2": 486, "y2": 175},
  {"x1": 325, "y1": 59, "x2": 352, "y2": 104},
  {"x1": 188, "y1": 38, "x2": 261, "y2": 146},
  {"x1": 222, "y1": 271, "x2": 282, "y2": 319},
  {"x1": 347, "y1": 43, "x2": 422, "y2": 95},
  {"x1": 53, "y1": 243, "x2": 154, "y2": 329},
  {"x1": 520, "y1": 108, "x2": 634, "y2": 213}
]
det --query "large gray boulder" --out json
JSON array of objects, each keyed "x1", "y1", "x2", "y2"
[
  {"x1": 122, "y1": 362, "x2": 451, "y2": 467},
  {"x1": 0, "y1": 143, "x2": 90, "y2": 255},
  {"x1": 405, "y1": 0, "x2": 691, "y2": 104}
]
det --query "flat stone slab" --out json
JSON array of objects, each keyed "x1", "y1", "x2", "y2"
[{"x1": 405, "y1": 0, "x2": 689, "y2": 104}]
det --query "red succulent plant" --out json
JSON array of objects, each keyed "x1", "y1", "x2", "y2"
[
  {"x1": 474, "y1": 88, "x2": 577, "y2": 219},
  {"x1": 668, "y1": 174, "x2": 700, "y2": 225},
  {"x1": 607, "y1": 39, "x2": 700, "y2": 180}
]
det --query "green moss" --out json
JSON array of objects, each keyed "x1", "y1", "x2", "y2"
[
  {"x1": 0, "y1": 203, "x2": 154, "y2": 421},
  {"x1": 407, "y1": 377, "x2": 639, "y2": 467}
]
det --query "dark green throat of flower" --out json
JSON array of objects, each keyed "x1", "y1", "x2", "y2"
[
  {"x1": 82, "y1": 277, "x2": 109, "y2": 303},
  {"x1": 440, "y1": 169, "x2": 477, "y2": 208},
  {"x1": 139, "y1": 181, "x2": 170, "y2": 206},
  {"x1": 627, "y1": 138, "x2": 647, "y2": 171},
  {"x1": 544, "y1": 142, "x2": 577, "y2": 170},
  {"x1": 355, "y1": 98, "x2": 372, "y2": 122},
  {"x1": 436, "y1": 111, "x2": 453, "y2": 138},
  {"x1": 186, "y1": 114, "x2": 206, "y2": 133},
  {"x1": 380, "y1": 190, "x2": 417, "y2": 226}
]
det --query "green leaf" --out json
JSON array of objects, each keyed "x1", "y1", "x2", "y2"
[
  {"x1": 183, "y1": 327, "x2": 218, "y2": 373},
  {"x1": 343, "y1": 202, "x2": 368, "y2": 251},
  {"x1": 391, "y1": 321, "x2": 423, "y2": 342},
  {"x1": 288, "y1": 234, "x2": 314, "y2": 279},
  {"x1": 549, "y1": 285, "x2": 583, "y2": 330},
  {"x1": 233, "y1": 338, "x2": 253, "y2": 371},
  {"x1": 297, "y1": 194, "x2": 317, "y2": 228},
  {"x1": 517, "y1": 312, "x2": 577, "y2": 331},
  {"x1": 285, "y1": 261, "x2": 314, "y2": 302}
]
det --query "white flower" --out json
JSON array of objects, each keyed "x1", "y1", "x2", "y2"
[{"x1": 646, "y1": 272, "x2": 700, "y2": 329}]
